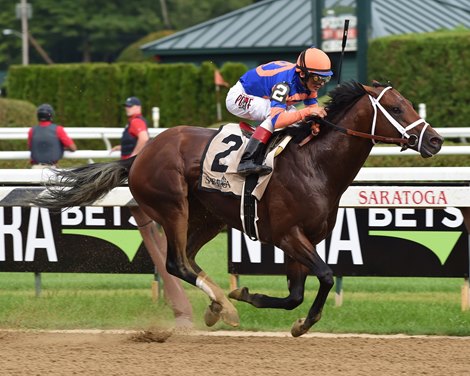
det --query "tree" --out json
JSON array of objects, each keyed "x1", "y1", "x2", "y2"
[{"x1": 0, "y1": 0, "x2": 256, "y2": 69}]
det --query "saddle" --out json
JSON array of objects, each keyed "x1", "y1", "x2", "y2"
[{"x1": 200, "y1": 122, "x2": 302, "y2": 240}]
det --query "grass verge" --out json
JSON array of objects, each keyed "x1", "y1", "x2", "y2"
[{"x1": 1, "y1": 233, "x2": 469, "y2": 335}]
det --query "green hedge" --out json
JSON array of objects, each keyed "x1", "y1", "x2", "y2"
[
  {"x1": 6, "y1": 61, "x2": 247, "y2": 128},
  {"x1": 0, "y1": 97, "x2": 36, "y2": 127},
  {"x1": 6, "y1": 29, "x2": 469, "y2": 131},
  {"x1": 368, "y1": 30, "x2": 470, "y2": 127}
]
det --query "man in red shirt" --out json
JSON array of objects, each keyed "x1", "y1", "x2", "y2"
[
  {"x1": 28, "y1": 104, "x2": 77, "y2": 168},
  {"x1": 111, "y1": 97, "x2": 149, "y2": 158},
  {"x1": 113, "y1": 96, "x2": 194, "y2": 328}
]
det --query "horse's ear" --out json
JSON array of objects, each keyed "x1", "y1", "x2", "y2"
[
  {"x1": 362, "y1": 83, "x2": 376, "y2": 96},
  {"x1": 370, "y1": 80, "x2": 393, "y2": 88}
]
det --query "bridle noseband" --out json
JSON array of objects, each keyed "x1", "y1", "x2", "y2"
[
  {"x1": 368, "y1": 86, "x2": 429, "y2": 150},
  {"x1": 311, "y1": 85, "x2": 429, "y2": 151}
]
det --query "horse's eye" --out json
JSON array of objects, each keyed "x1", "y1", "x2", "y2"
[{"x1": 391, "y1": 107, "x2": 401, "y2": 115}]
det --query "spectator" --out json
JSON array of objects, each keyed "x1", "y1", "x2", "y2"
[
  {"x1": 112, "y1": 96, "x2": 193, "y2": 328},
  {"x1": 28, "y1": 103, "x2": 77, "y2": 168}
]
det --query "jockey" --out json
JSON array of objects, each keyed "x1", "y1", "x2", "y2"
[{"x1": 226, "y1": 47, "x2": 332, "y2": 176}]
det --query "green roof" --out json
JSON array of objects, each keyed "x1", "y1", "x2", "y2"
[
  {"x1": 142, "y1": 0, "x2": 470, "y2": 57},
  {"x1": 141, "y1": 0, "x2": 321, "y2": 56}
]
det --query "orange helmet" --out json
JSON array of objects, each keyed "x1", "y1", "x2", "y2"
[{"x1": 296, "y1": 48, "x2": 333, "y2": 76}]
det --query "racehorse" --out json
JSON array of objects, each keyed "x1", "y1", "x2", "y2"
[{"x1": 33, "y1": 81, "x2": 443, "y2": 337}]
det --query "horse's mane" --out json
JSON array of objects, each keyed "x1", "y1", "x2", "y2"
[
  {"x1": 325, "y1": 80, "x2": 366, "y2": 119},
  {"x1": 286, "y1": 80, "x2": 390, "y2": 143}
]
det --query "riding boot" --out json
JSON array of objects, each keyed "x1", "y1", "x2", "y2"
[{"x1": 237, "y1": 135, "x2": 272, "y2": 176}]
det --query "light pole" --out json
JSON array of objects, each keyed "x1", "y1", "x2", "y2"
[
  {"x1": 3, "y1": 28, "x2": 54, "y2": 65},
  {"x1": 20, "y1": 0, "x2": 29, "y2": 65}
]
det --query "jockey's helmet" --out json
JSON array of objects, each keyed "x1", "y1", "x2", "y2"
[{"x1": 296, "y1": 48, "x2": 333, "y2": 77}]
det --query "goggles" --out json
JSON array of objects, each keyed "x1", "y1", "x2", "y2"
[{"x1": 308, "y1": 74, "x2": 331, "y2": 84}]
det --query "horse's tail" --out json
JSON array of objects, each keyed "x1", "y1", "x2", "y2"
[{"x1": 32, "y1": 156, "x2": 136, "y2": 211}]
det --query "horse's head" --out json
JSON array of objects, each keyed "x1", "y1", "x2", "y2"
[{"x1": 363, "y1": 82, "x2": 443, "y2": 158}]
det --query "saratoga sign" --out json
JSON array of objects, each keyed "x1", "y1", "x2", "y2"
[
  {"x1": 339, "y1": 186, "x2": 470, "y2": 208},
  {"x1": 357, "y1": 189, "x2": 448, "y2": 206},
  {"x1": 228, "y1": 208, "x2": 469, "y2": 278}
]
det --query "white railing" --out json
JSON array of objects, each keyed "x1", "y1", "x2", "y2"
[
  {"x1": 2, "y1": 167, "x2": 470, "y2": 208},
  {"x1": 0, "y1": 127, "x2": 165, "y2": 161},
  {"x1": 2, "y1": 166, "x2": 470, "y2": 184},
  {"x1": 0, "y1": 127, "x2": 468, "y2": 160}
]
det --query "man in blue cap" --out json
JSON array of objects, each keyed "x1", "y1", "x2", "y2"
[
  {"x1": 112, "y1": 96, "x2": 194, "y2": 328},
  {"x1": 112, "y1": 96, "x2": 149, "y2": 159}
]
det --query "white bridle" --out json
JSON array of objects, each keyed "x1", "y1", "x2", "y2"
[{"x1": 369, "y1": 86, "x2": 429, "y2": 151}]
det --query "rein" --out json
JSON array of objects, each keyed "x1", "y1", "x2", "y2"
[
  {"x1": 314, "y1": 117, "x2": 410, "y2": 145},
  {"x1": 303, "y1": 86, "x2": 429, "y2": 149}
]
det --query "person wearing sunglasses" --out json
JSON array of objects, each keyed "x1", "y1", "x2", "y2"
[{"x1": 226, "y1": 47, "x2": 333, "y2": 176}]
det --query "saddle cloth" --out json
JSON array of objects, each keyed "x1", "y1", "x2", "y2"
[{"x1": 200, "y1": 123, "x2": 291, "y2": 200}]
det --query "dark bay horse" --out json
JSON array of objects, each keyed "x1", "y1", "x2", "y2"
[{"x1": 33, "y1": 81, "x2": 443, "y2": 337}]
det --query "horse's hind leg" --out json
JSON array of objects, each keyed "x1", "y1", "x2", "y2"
[
  {"x1": 229, "y1": 256, "x2": 308, "y2": 310},
  {"x1": 185, "y1": 208, "x2": 239, "y2": 327}
]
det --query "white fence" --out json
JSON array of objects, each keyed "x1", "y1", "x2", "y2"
[
  {"x1": 0, "y1": 126, "x2": 469, "y2": 160},
  {"x1": 0, "y1": 127, "x2": 165, "y2": 161}
]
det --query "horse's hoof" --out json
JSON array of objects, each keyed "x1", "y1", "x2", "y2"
[
  {"x1": 221, "y1": 307, "x2": 240, "y2": 327},
  {"x1": 204, "y1": 302, "x2": 222, "y2": 327},
  {"x1": 291, "y1": 318, "x2": 309, "y2": 337},
  {"x1": 228, "y1": 287, "x2": 249, "y2": 301}
]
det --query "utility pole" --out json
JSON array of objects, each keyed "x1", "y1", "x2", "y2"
[
  {"x1": 20, "y1": 0, "x2": 29, "y2": 65},
  {"x1": 159, "y1": 0, "x2": 172, "y2": 29}
]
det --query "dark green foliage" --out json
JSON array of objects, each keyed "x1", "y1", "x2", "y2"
[
  {"x1": 0, "y1": 1, "x2": 256, "y2": 68},
  {"x1": 368, "y1": 30, "x2": 470, "y2": 128},
  {"x1": 0, "y1": 97, "x2": 36, "y2": 153},
  {"x1": 116, "y1": 30, "x2": 176, "y2": 63},
  {"x1": 0, "y1": 97, "x2": 36, "y2": 127},
  {"x1": 6, "y1": 61, "x2": 249, "y2": 128}
]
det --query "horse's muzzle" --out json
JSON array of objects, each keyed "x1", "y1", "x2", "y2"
[{"x1": 419, "y1": 132, "x2": 444, "y2": 158}]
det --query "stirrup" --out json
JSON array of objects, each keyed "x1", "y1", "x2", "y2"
[{"x1": 237, "y1": 163, "x2": 272, "y2": 177}]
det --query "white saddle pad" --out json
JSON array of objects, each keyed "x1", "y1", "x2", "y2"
[{"x1": 200, "y1": 123, "x2": 291, "y2": 200}]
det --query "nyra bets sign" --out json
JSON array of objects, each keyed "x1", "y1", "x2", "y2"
[
  {"x1": 0, "y1": 206, "x2": 154, "y2": 273},
  {"x1": 228, "y1": 208, "x2": 469, "y2": 278}
]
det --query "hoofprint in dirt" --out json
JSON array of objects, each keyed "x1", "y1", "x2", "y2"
[{"x1": 1, "y1": 330, "x2": 469, "y2": 376}]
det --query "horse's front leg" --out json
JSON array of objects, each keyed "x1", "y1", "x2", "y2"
[
  {"x1": 271, "y1": 230, "x2": 334, "y2": 337},
  {"x1": 290, "y1": 257, "x2": 334, "y2": 337},
  {"x1": 229, "y1": 256, "x2": 308, "y2": 310}
]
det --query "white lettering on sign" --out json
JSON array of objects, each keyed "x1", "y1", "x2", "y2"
[
  {"x1": 113, "y1": 207, "x2": 121, "y2": 226},
  {"x1": 231, "y1": 231, "x2": 261, "y2": 263},
  {"x1": 85, "y1": 207, "x2": 105, "y2": 226},
  {"x1": 369, "y1": 208, "x2": 464, "y2": 228},
  {"x1": 327, "y1": 208, "x2": 363, "y2": 265},
  {"x1": 441, "y1": 207, "x2": 463, "y2": 228},
  {"x1": 25, "y1": 207, "x2": 57, "y2": 262},
  {"x1": 0, "y1": 207, "x2": 23, "y2": 261},
  {"x1": 425, "y1": 209, "x2": 433, "y2": 227},
  {"x1": 231, "y1": 208, "x2": 364, "y2": 266},
  {"x1": 62, "y1": 207, "x2": 122, "y2": 226},
  {"x1": 0, "y1": 207, "x2": 57, "y2": 262},
  {"x1": 358, "y1": 189, "x2": 448, "y2": 206},
  {"x1": 395, "y1": 209, "x2": 416, "y2": 227},
  {"x1": 61, "y1": 207, "x2": 83, "y2": 225}
]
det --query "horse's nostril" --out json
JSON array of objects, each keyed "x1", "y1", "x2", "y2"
[{"x1": 430, "y1": 136, "x2": 444, "y2": 148}]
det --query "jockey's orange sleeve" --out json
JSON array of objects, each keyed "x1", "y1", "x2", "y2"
[{"x1": 271, "y1": 104, "x2": 320, "y2": 129}]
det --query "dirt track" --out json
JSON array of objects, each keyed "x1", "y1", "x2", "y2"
[{"x1": 1, "y1": 330, "x2": 469, "y2": 376}]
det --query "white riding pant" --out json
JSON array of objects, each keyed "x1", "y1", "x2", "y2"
[{"x1": 226, "y1": 81, "x2": 297, "y2": 133}]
